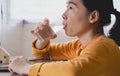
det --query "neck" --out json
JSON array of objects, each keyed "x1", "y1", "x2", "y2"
[{"x1": 77, "y1": 29, "x2": 102, "y2": 47}]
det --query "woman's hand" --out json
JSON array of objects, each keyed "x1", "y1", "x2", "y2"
[
  {"x1": 8, "y1": 56, "x2": 32, "y2": 75},
  {"x1": 30, "y1": 18, "x2": 57, "y2": 49}
]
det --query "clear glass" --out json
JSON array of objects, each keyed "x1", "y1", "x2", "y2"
[{"x1": 33, "y1": 22, "x2": 63, "y2": 43}]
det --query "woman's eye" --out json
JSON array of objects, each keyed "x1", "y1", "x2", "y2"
[
  {"x1": 66, "y1": 5, "x2": 73, "y2": 10},
  {"x1": 69, "y1": 7, "x2": 73, "y2": 9}
]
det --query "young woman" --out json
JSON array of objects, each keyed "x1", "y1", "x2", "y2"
[{"x1": 9, "y1": 0, "x2": 120, "y2": 76}]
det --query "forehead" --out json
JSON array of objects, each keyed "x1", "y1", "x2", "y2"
[
  {"x1": 66, "y1": 0, "x2": 84, "y2": 8},
  {"x1": 66, "y1": 0, "x2": 82, "y2": 4},
  {"x1": 66, "y1": 0, "x2": 89, "y2": 13}
]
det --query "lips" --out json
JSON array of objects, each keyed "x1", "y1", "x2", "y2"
[{"x1": 62, "y1": 21, "x2": 67, "y2": 29}]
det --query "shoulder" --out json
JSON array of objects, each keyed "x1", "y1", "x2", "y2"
[
  {"x1": 86, "y1": 35, "x2": 118, "y2": 49},
  {"x1": 82, "y1": 35, "x2": 119, "y2": 56},
  {"x1": 51, "y1": 39, "x2": 82, "y2": 50},
  {"x1": 54, "y1": 39, "x2": 81, "y2": 46}
]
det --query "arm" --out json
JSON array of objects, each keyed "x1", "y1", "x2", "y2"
[
  {"x1": 30, "y1": 39, "x2": 114, "y2": 76},
  {"x1": 29, "y1": 48, "x2": 103, "y2": 76},
  {"x1": 32, "y1": 39, "x2": 80, "y2": 60}
]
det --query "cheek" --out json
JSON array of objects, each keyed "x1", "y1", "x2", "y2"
[
  {"x1": 65, "y1": 10, "x2": 90, "y2": 36},
  {"x1": 75, "y1": 19, "x2": 90, "y2": 35}
]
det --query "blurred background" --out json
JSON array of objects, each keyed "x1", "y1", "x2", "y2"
[{"x1": 0, "y1": 0, "x2": 120, "y2": 58}]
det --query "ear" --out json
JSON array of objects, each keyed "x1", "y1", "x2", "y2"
[{"x1": 89, "y1": 10, "x2": 99, "y2": 24}]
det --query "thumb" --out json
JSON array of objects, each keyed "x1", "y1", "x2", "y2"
[
  {"x1": 43, "y1": 18, "x2": 49, "y2": 25},
  {"x1": 30, "y1": 29, "x2": 34, "y2": 34},
  {"x1": 51, "y1": 34, "x2": 57, "y2": 39}
]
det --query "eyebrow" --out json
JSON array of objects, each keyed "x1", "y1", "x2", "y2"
[{"x1": 66, "y1": 1, "x2": 77, "y2": 6}]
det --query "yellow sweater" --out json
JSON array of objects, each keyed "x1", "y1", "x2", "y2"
[{"x1": 29, "y1": 35, "x2": 120, "y2": 76}]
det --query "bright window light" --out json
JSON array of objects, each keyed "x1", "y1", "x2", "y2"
[
  {"x1": 8, "y1": 0, "x2": 120, "y2": 23},
  {"x1": 10, "y1": 0, "x2": 66, "y2": 21}
]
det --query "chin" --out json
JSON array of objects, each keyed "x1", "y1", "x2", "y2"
[
  {"x1": 64, "y1": 28, "x2": 77, "y2": 37},
  {"x1": 65, "y1": 32, "x2": 76, "y2": 37}
]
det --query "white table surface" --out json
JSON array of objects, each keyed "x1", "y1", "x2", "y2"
[{"x1": 0, "y1": 72, "x2": 27, "y2": 76}]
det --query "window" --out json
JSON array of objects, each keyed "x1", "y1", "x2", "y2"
[
  {"x1": 0, "y1": 0, "x2": 8, "y2": 24},
  {"x1": 9, "y1": 0, "x2": 66, "y2": 22},
  {"x1": 1, "y1": 0, "x2": 120, "y2": 23}
]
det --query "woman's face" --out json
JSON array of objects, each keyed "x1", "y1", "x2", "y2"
[{"x1": 62, "y1": 0, "x2": 92, "y2": 37}]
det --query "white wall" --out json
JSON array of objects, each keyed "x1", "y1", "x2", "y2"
[{"x1": 1, "y1": 23, "x2": 23, "y2": 57}]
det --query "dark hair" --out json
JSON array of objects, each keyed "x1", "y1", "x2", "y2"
[{"x1": 81, "y1": 0, "x2": 120, "y2": 46}]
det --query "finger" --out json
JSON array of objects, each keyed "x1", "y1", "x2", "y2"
[
  {"x1": 8, "y1": 68, "x2": 14, "y2": 73},
  {"x1": 30, "y1": 29, "x2": 34, "y2": 34},
  {"x1": 21, "y1": 56, "x2": 29, "y2": 62},
  {"x1": 13, "y1": 56, "x2": 20, "y2": 61},
  {"x1": 37, "y1": 22, "x2": 47, "y2": 32},
  {"x1": 37, "y1": 24, "x2": 48, "y2": 39},
  {"x1": 43, "y1": 18, "x2": 49, "y2": 25},
  {"x1": 34, "y1": 26, "x2": 42, "y2": 33},
  {"x1": 38, "y1": 28, "x2": 46, "y2": 39},
  {"x1": 17, "y1": 56, "x2": 26, "y2": 61},
  {"x1": 37, "y1": 22, "x2": 43, "y2": 29},
  {"x1": 35, "y1": 25, "x2": 41, "y2": 31},
  {"x1": 18, "y1": 56, "x2": 23, "y2": 58},
  {"x1": 10, "y1": 56, "x2": 20, "y2": 63},
  {"x1": 39, "y1": 25, "x2": 44, "y2": 30},
  {"x1": 25, "y1": 58, "x2": 30, "y2": 63},
  {"x1": 31, "y1": 26, "x2": 41, "y2": 35},
  {"x1": 19, "y1": 74, "x2": 25, "y2": 76},
  {"x1": 51, "y1": 34, "x2": 57, "y2": 39}
]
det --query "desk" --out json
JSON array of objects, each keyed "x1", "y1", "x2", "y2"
[
  {"x1": 0, "y1": 59, "x2": 49, "y2": 76},
  {"x1": 0, "y1": 72, "x2": 28, "y2": 76},
  {"x1": 0, "y1": 59, "x2": 66, "y2": 76},
  {"x1": 0, "y1": 72, "x2": 11, "y2": 76}
]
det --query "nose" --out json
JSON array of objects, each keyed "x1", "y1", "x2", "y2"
[{"x1": 62, "y1": 11, "x2": 67, "y2": 20}]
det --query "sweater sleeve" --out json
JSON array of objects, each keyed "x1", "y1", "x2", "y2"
[
  {"x1": 32, "y1": 39, "x2": 51, "y2": 59},
  {"x1": 32, "y1": 39, "x2": 81, "y2": 60},
  {"x1": 29, "y1": 48, "x2": 103, "y2": 76},
  {"x1": 29, "y1": 38, "x2": 110, "y2": 76}
]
